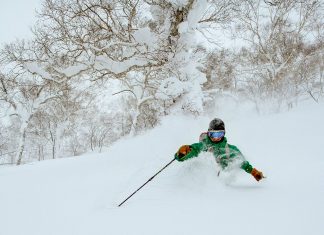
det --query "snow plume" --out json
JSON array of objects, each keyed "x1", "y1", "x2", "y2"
[
  {"x1": 218, "y1": 158, "x2": 246, "y2": 185},
  {"x1": 180, "y1": 152, "x2": 246, "y2": 186}
]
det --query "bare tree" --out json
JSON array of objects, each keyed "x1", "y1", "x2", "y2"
[
  {"x1": 234, "y1": 0, "x2": 322, "y2": 109},
  {"x1": 34, "y1": 0, "x2": 239, "y2": 121},
  {"x1": 0, "y1": 40, "x2": 65, "y2": 164}
]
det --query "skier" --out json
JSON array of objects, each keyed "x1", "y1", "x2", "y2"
[{"x1": 175, "y1": 118, "x2": 265, "y2": 181}]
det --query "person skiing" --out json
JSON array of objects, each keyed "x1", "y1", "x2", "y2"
[{"x1": 175, "y1": 118, "x2": 265, "y2": 181}]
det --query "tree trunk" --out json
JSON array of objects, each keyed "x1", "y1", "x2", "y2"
[
  {"x1": 52, "y1": 138, "x2": 56, "y2": 159},
  {"x1": 16, "y1": 122, "x2": 28, "y2": 165},
  {"x1": 49, "y1": 129, "x2": 56, "y2": 159},
  {"x1": 129, "y1": 110, "x2": 139, "y2": 136}
]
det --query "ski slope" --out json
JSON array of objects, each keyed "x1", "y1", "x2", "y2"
[{"x1": 1, "y1": 101, "x2": 323, "y2": 235}]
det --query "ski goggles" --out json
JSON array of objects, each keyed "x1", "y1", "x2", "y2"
[{"x1": 207, "y1": 130, "x2": 225, "y2": 139}]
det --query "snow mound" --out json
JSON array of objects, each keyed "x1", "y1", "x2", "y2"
[{"x1": 0, "y1": 100, "x2": 323, "y2": 235}]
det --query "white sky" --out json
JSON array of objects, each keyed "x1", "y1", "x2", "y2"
[{"x1": 0, "y1": 0, "x2": 42, "y2": 45}]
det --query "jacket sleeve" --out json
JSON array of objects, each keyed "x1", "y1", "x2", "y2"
[
  {"x1": 174, "y1": 142, "x2": 205, "y2": 161},
  {"x1": 230, "y1": 145, "x2": 253, "y2": 173},
  {"x1": 188, "y1": 142, "x2": 205, "y2": 158},
  {"x1": 241, "y1": 161, "x2": 253, "y2": 173}
]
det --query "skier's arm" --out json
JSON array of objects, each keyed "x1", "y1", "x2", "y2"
[
  {"x1": 241, "y1": 161, "x2": 253, "y2": 173},
  {"x1": 231, "y1": 145, "x2": 253, "y2": 173},
  {"x1": 232, "y1": 145, "x2": 264, "y2": 181}
]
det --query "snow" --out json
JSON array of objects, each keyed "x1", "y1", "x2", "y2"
[
  {"x1": 133, "y1": 27, "x2": 157, "y2": 48},
  {"x1": 58, "y1": 64, "x2": 89, "y2": 77},
  {"x1": 156, "y1": 76, "x2": 186, "y2": 100},
  {"x1": 94, "y1": 55, "x2": 148, "y2": 74},
  {"x1": 23, "y1": 62, "x2": 53, "y2": 81},
  {"x1": 187, "y1": 0, "x2": 208, "y2": 29},
  {"x1": 167, "y1": 0, "x2": 190, "y2": 8},
  {"x1": 0, "y1": 100, "x2": 324, "y2": 235}
]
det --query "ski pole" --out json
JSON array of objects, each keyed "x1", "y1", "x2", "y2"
[{"x1": 118, "y1": 158, "x2": 176, "y2": 207}]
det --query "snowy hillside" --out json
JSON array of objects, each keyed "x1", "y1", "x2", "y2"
[{"x1": 1, "y1": 101, "x2": 324, "y2": 235}]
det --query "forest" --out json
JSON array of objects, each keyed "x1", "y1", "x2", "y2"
[{"x1": 0, "y1": 0, "x2": 323, "y2": 165}]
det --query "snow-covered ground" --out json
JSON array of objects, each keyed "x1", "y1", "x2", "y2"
[{"x1": 1, "y1": 100, "x2": 323, "y2": 235}]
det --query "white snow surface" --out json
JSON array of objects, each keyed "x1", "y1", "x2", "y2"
[{"x1": 1, "y1": 100, "x2": 324, "y2": 235}]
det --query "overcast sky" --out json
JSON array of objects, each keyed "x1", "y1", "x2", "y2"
[{"x1": 0, "y1": 0, "x2": 42, "y2": 45}]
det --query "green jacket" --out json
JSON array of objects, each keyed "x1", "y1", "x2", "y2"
[{"x1": 175, "y1": 135, "x2": 253, "y2": 173}]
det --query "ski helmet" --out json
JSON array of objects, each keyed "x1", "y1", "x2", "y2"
[{"x1": 208, "y1": 118, "x2": 225, "y2": 131}]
